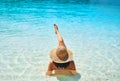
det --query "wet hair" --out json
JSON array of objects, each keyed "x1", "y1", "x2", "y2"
[{"x1": 53, "y1": 61, "x2": 70, "y2": 68}]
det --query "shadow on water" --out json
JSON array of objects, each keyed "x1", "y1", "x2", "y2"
[{"x1": 56, "y1": 73, "x2": 81, "y2": 81}]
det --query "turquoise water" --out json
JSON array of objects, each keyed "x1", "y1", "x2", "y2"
[{"x1": 0, "y1": 2, "x2": 120, "y2": 81}]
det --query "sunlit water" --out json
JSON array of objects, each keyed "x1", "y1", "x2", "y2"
[{"x1": 0, "y1": 2, "x2": 120, "y2": 81}]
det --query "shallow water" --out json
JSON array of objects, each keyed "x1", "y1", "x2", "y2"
[{"x1": 0, "y1": 1, "x2": 120, "y2": 81}]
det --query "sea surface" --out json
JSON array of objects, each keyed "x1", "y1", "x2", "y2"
[{"x1": 0, "y1": 1, "x2": 120, "y2": 81}]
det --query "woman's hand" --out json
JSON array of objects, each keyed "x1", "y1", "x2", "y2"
[
  {"x1": 46, "y1": 71, "x2": 52, "y2": 76},
  {"x1": 71, "y1": 70, "x2": 78, "y2": 75}
]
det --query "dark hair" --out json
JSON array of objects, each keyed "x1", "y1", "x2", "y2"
[{"x1": 53, "y1": 61, "x2": 70, "y2": 68}]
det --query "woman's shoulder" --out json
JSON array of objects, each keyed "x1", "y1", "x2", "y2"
[
  {"x1": 69, "y1": 60, "x2": 75, "y2": 64},
  {"x1": 49, "y1": 61, "x2": 54, "y2": 65},
  {"x1": 67, "y1": 60, "x2": 76, "y2": 69}
]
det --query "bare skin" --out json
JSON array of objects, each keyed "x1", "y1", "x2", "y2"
[
  {"x1": 46, "y1": 24, "x2": 77, "y2": 76},
  {"x1": 54, "y1": 24, "x2": 66, "y2": 48}
]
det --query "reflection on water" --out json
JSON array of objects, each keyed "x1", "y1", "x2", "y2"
[{"x1": 0, "y1": 1, "x2": 120, "y2": 81}]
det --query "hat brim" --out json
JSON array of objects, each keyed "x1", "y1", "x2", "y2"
[{"x1": 50, "y1": 48, "x2": 73, "y2": 63}]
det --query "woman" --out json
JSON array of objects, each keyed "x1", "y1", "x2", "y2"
[{"x1": 46, "y1": 24, "x2": 77, "y2": 76}]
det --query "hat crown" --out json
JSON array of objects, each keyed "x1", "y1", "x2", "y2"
[{"x1": 56, "y1": 46, "x2": 68, "y2": 61}]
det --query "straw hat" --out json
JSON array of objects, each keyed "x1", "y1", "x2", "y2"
[{"x1": 50, "y1": 46, "x2": 73, "y2": 63}]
